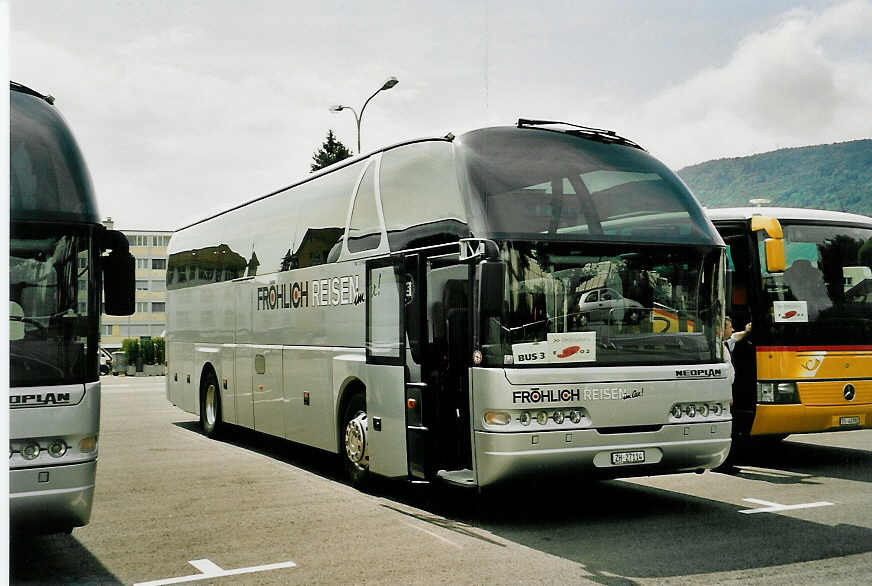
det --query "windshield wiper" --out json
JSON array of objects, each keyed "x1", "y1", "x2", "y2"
[{"x1": 517, "y1": 118, "x2": 643, "y2": 149}]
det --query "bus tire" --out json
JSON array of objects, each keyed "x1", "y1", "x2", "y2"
[
  {"x1": 342, "y1": 393, "x2": 370, "y2": 488},
  {"x1": 200, "y1": 370, "x2": 222, "y2": 438}
]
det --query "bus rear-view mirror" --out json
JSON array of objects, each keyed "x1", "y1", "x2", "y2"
[
  {"x1": 103, "y1": 250, "x2": 135, "y2": 316},
  {"x1": 764, "y1": 238, "x2": 786, "y2": 273},
  {"x1": 478, "y1": 261, "x2": 505, "y2": 319}
]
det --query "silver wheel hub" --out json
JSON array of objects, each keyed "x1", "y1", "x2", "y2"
[
  {"x1": 205, "y1": 384, "x2": 217, "y2": 427},
  {"x1": 344, "y1": 411, "x2": 369, "y2": 470}
]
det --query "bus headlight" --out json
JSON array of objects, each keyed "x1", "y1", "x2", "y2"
[
  {"x1": 536, "y1": 411, "x2": 549, "y2": 425},
  {"x1": 758, "y1": 382, "x2": 798, "y2": 404},
  {"x1": 671, "y1": 404, "x2": 683, "y2": 419},
  {"x1": 519, "y1": 411, "x2": 532, "y2": 426},
  {"x1": 569, "y1": 409, "x2": 582, "y2": 424},
  {"x1": 552, "y1": 410, "x2": 565, "y2": 424},
  {"x1": 22, "y1": 442, "x2": 40, "y2": 460},
  {"x1": 484, "y1": 411, "x2": 511, "y2": 426},
  {"x1": 48, "y1": 440, "x2": 68, "y2": 458},
  {"x1": 684, "y1": 404, "x2": 696, "y2": 418},
  {"x1": 698, "y1": 404, "x2": 709, "y2": 417},
  {"x1": 757, "y1": 382, "x2": 775, "y2": 403},
  {"x1": 775, "y1": 382, "x2": 799, "y2": 404},
  {"x1": 79, "y1": 435, "x2": 98, "y2": 453}
]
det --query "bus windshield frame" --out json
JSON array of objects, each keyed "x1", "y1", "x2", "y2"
[
  {"x1": 754, "y1": 221, "x2": 872, "y2": 347},
  {"x1": 9, "y1": 222, "x2": 99, "y2": 387},
  {"x1": 480, "y1": 239, "x2": 725, "y2": 367}
]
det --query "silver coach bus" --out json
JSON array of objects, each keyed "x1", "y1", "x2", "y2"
[
  {"x1": 9, "y1": 82, "x2": 134, "y2": 533},
  {"x1": 166, "y1": 119, "x2": 731, "y2": 488}
]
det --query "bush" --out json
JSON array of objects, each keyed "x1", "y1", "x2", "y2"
[
  {"x1": 141, "y1": 338, "x2": 156, "y2": 365},
  {"x1": 121, "y1": 338, "x2": 140, "y2": 364},
  {"x1": 153, "y1": 337, "x2": 166, "y2": 364}
]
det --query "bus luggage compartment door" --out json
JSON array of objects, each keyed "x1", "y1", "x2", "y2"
[{"x1": 365, "y1": 258, "x2": 408, "y2": 478}]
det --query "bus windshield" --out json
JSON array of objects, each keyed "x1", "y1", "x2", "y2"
[
  {"x1": 486, "y1": 240, "x2": 724, "y2": 366},
  {"x1": 758, "y1": 223, "x2": 872, "y2": 346},
  {"x1": 458, "y1": 127, "x2": 719, "y2": 246},
  {"x1": 9, "y1": 224, "x2": 95, "y2": 387}
]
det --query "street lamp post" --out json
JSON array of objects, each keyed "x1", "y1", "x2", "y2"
[{"x1": 329, "y1": 76, "x2": 398, "y2": 153}]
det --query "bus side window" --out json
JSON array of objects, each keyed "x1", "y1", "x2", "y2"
[
  {"x1": 380, "y1": 142, "x2": 468, "y2": 251},
  {"x1": 346, "y1": 162, "x2": 382, "y2": 253}
]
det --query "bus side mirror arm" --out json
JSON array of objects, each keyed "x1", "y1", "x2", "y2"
[{"x1": 459, "y1": 238, "x2": 500, "y2": 262}]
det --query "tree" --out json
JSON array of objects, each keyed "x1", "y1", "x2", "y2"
[{"x1": 311, "y1": 130, "x2": 353, "y2": 172}]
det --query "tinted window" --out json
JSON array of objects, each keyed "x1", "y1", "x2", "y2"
[
  {"x1": 10, "y1": 225, "x2": 97, "y2": 386},
  {"x1": 10, "y1": 90, "x2": 99, "y2": 223},
  {"x1": 457, "y1": 127, "x2": 717, "y2": 245},
  {"x1": 167, "y1": 159, "x2": 365, "y2": 289},
  {"x1": 289, "y1": 161, "x2": 364, "y2": 268}
]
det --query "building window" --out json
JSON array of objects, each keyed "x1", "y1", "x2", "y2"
[
  {"x1": 137, "y1": 258, "x2": 149, "y2": 269},
  {"x1": 103, "y1": 324, "x2": 114, "y2": 335},
  {"x1": 136, "y1": 280, "x2": 149, "y2": 291},
  {"x1": 136, "y1": 302, "x2": 149, "y2": 313},
  {"x1": 120, "y1": 324, "x2": 151, "y2": 337},
  {"x1": 152, "y1": 258, "x2": 166, "y2": 270},
  {"x1": 151, "y1": 302, "x2": 166, "y2": 313},
  {"x1": 151, "y1": 280, "x2": 166, "y2": 292}
]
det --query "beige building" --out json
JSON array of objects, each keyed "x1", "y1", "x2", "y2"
[{"x1": 101, "y1": 219, "x2": 173, "y2": 350}]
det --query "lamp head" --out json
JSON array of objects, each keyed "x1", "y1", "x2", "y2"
[
  {"x1": 328, "y1": 105, "x2": 345, "y2": 112},
  {"x1": 380, "y1": 77, "x2": 399, "y2": 90}
]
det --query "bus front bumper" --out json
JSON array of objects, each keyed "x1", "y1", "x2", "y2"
[
  {"x1": 474, "y1": 421, "x2": 731, "y2": 487},
  {"x1": 750, "y1": 404, "x2": 872, "y2": 436},
  {"x1": 9, "y1": 460, "x2": 97, "y2": 532}
]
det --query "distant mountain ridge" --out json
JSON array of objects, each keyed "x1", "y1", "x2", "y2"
[{"x1": 677, "y1": 139, "x2": 872, "y2": 217}]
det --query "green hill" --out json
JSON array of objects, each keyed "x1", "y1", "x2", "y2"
[{"x1": 677, "y1": 139, "x2": 872, "y2": 217}]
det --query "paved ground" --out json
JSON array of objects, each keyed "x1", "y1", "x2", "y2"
[{"x1": 10, "y1": 375, "x2": 872, "y2": 585}]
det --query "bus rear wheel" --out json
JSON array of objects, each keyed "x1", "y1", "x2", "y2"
[
  {"x1": 342, "y1": 394, "x2": 370, "y2": 488},
  {"x1": 200, "y1": 371, "x2": 222, "y2": 438}
]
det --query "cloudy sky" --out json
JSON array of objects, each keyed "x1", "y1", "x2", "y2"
[{"x1": 9, "y1": 0, "x2": 872, "y2": 231}]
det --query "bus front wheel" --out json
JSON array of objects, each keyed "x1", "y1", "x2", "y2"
[
  {"x1": 200, "y1": 371, "x2": 222, "y2": 438},
  {"x1": 342, "y1": 393, "x2": 370, "y2": 488}
]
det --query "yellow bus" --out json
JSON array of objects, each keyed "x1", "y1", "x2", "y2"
[{"x1": 709, "y1": 207, "x2": 872, "y2": 444}]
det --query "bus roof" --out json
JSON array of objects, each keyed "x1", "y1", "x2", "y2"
[
  {"x1": 10, "y1": 82, "x2": 100, "y2": 225},
  {"x1": 177, "y1": 122, "x2": 654, "y2": 233},
  {"x1": 706, "y1": 206, "x2": 872, "y2": 226}
]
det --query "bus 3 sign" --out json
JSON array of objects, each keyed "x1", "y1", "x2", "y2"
[{"x1": 512, "y1": 332, "x2": 596, "y2": 364}]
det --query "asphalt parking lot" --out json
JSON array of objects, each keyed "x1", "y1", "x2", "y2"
[{"x1": 10, "y1": 375, "x2": 872, "y2": 585}]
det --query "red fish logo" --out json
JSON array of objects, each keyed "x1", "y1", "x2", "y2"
[
  {"x1": 782, "y1": 310, "x2": 797, "y2": 319},
  {"x1": 557, "y1": 346, "x2": 580, "y2": 359}
]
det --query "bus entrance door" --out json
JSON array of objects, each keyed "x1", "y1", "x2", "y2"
[
  {"x1": 365, "y1": 251, "x2": 474, "y2": 484},
  {"x1": 419, "y1": 252, "x2": 474, "y2": 483},
  {"x1": 365, "y1": 257, "x2": 410, "y2": 479}
]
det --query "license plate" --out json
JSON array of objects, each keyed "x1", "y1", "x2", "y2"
[
  {"x1": 611, "y1": 450, "x2": 645, "y2": 465},
  {"x1": 840, "y1": 416, "x2": 860, "y2": 426}
]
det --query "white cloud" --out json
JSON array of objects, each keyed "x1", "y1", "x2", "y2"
[{"x1": 611, "y1": 0, "x2": 872, "y2": 168}]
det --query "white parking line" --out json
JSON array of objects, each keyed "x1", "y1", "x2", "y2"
[
  {"x1": 739, "y1": 498, "x2": 835, "y2": 514},
  {"x1": 133, "y1": 558, "x2": 297, "y2": 586}
]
